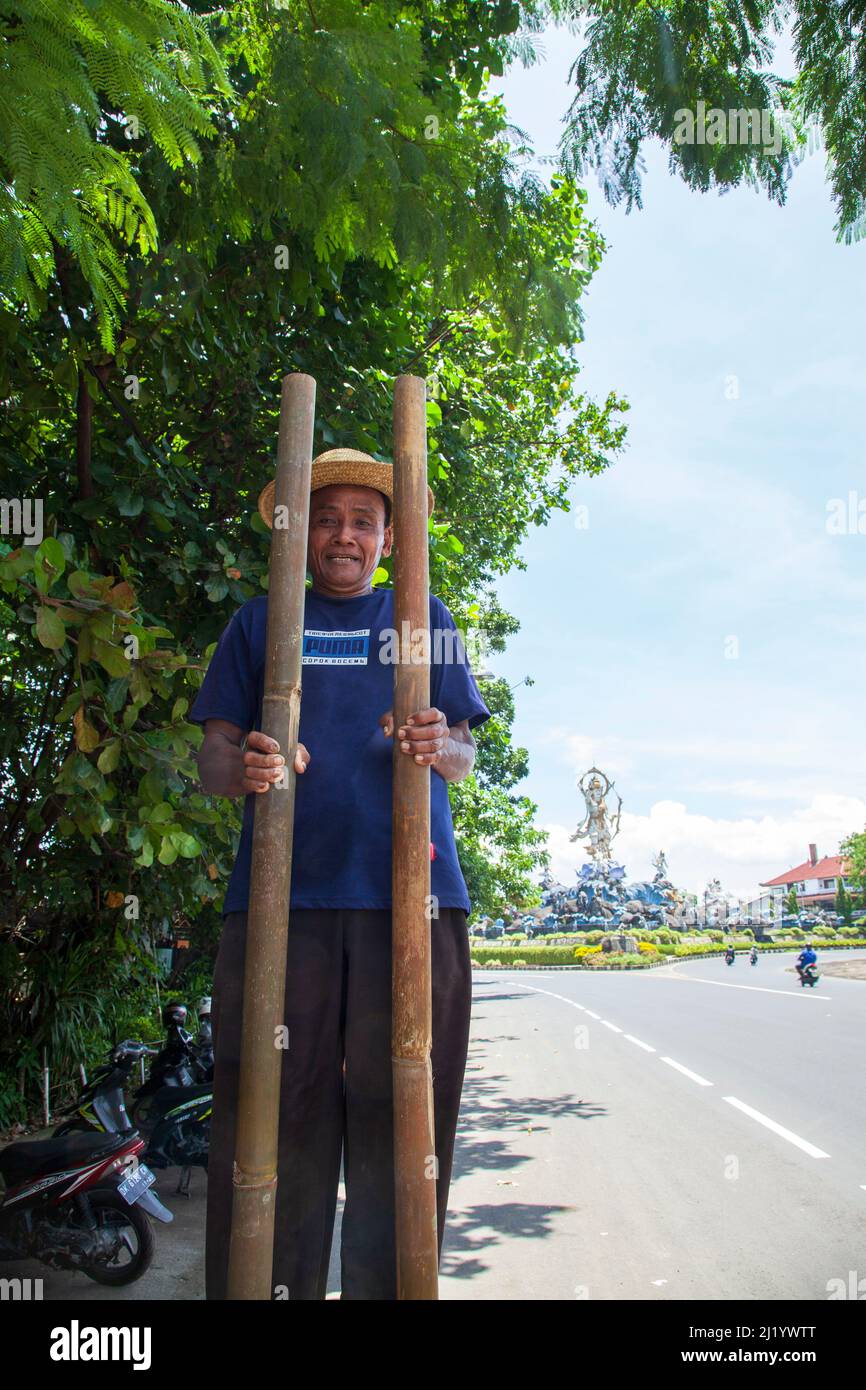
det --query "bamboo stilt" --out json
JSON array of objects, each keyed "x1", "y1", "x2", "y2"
[
  {"x1": 226, "y1": 372, "x2": 316, "y2": 1300},
  {"x1": 391, "y1": 374, "x2": 439, "y2": 1300}
]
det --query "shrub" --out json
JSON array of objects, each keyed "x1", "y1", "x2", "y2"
[
  {"x1": 0, "y1": 1071, "x2": 25, "y2": 1132},
  {"x1": 586, "y1": 951, "x2": 650, "y2": 969}
]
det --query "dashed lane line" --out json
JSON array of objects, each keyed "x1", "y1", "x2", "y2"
[
  {"x1": 660, "y1": 1056, "x2": 714, "y2": 1087},
  {"x1": 511, "y1": 977, "x2": 832, "y2": 1158},
  {"x1": 723, "y1": 1096, "x2": 831, "y2": 1159}
]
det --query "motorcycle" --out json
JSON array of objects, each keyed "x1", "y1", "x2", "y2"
[
  {"x1": 798, "y1": 962, "x2": 820, "y2": 988},
  {"x1": 750, "y1": 950, "x2": 758, "y2": 966},
  {"x1": 53, "y1": 1037, "x2": 211, "y2": 1196},
  {"x1": 194, "y1": 997, "x2": 213, "y2": 1083},
  {"x1": 725, "y1": 952, "x2": 735, "y2": 966},
  {"x1": 130, "y1": 1005, "x2": 209, "y2": 1125},
  {"x1": 0, "y1": 1128, "x2": 172, "y2": 1286}
]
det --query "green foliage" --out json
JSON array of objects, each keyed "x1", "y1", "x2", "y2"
[
  {"x1": 471, "y1": 944, "x2": 581, "y2": 965},
  {"x1": 840, "y1": 826, "x2": 866, "y2": 906},
  {"x1": 0, "y1": 0, "x2": 229, "y2": 347},
  {"x1": 547, "y1": 0, "x2": 866, "y2": 243},
  {"x1": 451, "y1": 675, "x2": 551, "y2": 916},
  {"x1": 835, "y1": 880, "x2": 854, "y2": 924}
]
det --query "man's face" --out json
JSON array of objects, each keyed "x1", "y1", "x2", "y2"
[{"x1": 306, "y1": 484, "x2": 393, "y2": 596}]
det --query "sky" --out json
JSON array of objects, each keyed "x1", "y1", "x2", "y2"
[{"x1": 489, "y1": 26, "x2": 866, "y2": 900}]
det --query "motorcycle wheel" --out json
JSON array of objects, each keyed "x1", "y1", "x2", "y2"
[{"x1": 77, "y1": 1189, "x2": 154, "y2": 1286}]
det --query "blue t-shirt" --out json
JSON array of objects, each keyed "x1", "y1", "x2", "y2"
[{"x1": 189, "y1": 587, "x2": 491, "y2": 913}]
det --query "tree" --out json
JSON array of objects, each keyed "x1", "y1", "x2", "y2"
[
  {"x1": 835, "y1": 879, "x2": 854, "y2": 925},
  {"x1": 0, "y1": 0, "x2": 626, "y2": 1112},
  {"x1": 839, "y1": 827, "x2": 866, "y2": 909},
  {"x1": 0, "y1": 0, "x2": 230, "y2": 347},
  {"x1": 784, "y1": 886, "x2": 799, "y2": 914},
  {"x1": 545, "y1": 0, "x2": 866, "y2": 242}
]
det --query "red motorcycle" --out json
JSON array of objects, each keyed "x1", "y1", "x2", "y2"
[{"x1": 0, "y1": 1127, "x2": 172, "y2": 1285}]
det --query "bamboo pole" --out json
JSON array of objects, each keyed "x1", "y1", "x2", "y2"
[
  {"x1": 226, "y1": 372, "x2": 316, "y2": 1300},
  {"x1": 391, "y1": 374, "x2": 439, "y2": 1300}
]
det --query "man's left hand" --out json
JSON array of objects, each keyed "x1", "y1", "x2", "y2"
[{"x1": 379, "y1": 706, "x2": 448, "y2": 766}]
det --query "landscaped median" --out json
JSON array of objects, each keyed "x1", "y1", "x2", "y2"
[{"x1": 469, "y1": 933, "x2": 866, "y2": 971}]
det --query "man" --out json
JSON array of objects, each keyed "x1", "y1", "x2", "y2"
[
  {"x1": 190, "y1": 446, "x2": 490, "y2": 1300},
  {"x1": 796, "y1": 940, "x2": 817, "y2": 982}
]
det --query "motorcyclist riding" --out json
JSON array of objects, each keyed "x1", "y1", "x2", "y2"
[
  {"x1": 724, "y1": 943, "x2": 735, "y2": 964},
  {"x1": 749, "y1": 945, "x2": 758, "y2": 964},
  {"x1": 796, "y1": 941, "x2": 817, "y2": 982}
]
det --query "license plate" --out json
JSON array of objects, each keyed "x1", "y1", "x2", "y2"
[{"x1": 117, "y1": 1163, "x2": 156, "y2": 1206}]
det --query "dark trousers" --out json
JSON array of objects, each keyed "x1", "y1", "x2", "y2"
[{"x1": 205, "y1": 906, "x2": 471, "y2": 1300}]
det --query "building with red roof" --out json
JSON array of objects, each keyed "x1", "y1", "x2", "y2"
[{"x1": 759, "y1": 843, "x2": 853, "y2": 910}]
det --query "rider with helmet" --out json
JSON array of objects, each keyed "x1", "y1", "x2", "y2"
[{"x1": 796, "y1": 941, "x2": 817, "y2": 982}]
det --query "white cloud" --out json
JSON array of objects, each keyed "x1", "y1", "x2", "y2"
[{"x1": 539, "y1": 793, "x2": 866, "y2": 899}]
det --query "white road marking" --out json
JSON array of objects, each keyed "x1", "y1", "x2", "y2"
[
  {"x1": 661, "y1": 1056, "x2": 713, "y2": 1087},
  {"x1": 661, "y1": 973, "x2": 831, "y2": 1000},
  {"x1": 723, "y1": 1096, "x2": 830, "y2": 1159},
  {"x1": 515, "y1": 982, "x2": 582, "y2": 1009},
  {"x1": 500, "y1": 974, "x2": 838, "y2": 1165}
]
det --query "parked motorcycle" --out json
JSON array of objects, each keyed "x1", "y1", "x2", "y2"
[
  {"x1": 53, "y1": 1038, "x2": 157, "y2": 1136},
  {"x1": 194, "y1": 997, "x2": 214, "y2": 1082},
  {"x1": 0, "y1": 1128, "x2": 171, "y2": 1285},
  {"x1": 53, "y1": 1038, "x2": 211, "y2": 1195},
  {"x1": 131, "y1": 1003, "x2": 210, "y2": 1127}
]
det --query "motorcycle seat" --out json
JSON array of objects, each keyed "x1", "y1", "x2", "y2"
[{"x1": 0, "y1": 1131, "x2": 130, "y2": 1183}]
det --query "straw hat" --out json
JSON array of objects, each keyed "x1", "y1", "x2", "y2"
[{"x1": 257, "y1": 447, "x2": 435, "y2": 528}]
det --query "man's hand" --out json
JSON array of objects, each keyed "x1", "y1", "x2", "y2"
[
  {"x1": 241, "y1": 731, "x2": 311, "y2": 794},
  {"x1": 379, "y1": 706, "x2": 448, "y2": 766},
  {"x1": 198, "y1": 719, "x2": 310, "y2": 797},
  {"x1": 378, "y1": 708, "x2": 475, "y2": 781}
]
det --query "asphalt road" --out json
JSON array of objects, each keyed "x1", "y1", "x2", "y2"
[
  {"x1": 438, "y1": 950, "x2": 866, "y2": 1300},
  {"x1": 5, "y1": 951, "x2": 863, "y2": 1301}
]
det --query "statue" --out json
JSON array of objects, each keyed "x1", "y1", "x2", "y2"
[
  {"x1": 651, "y1": 849, "x2": 669, "y2": 882},
  {"x1": 569, "y1": 767, "x2": 622, "y2": 864}
]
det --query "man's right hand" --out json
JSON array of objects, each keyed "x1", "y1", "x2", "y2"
[
  {"x1": 242, "y1": 730, "x2": 310, "y2": 794},
  {"x1": 197, "y1": 719, "x2": 310, "y2": 798}
]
